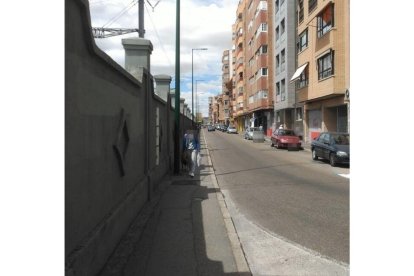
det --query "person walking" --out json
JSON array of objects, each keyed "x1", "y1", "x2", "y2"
[{"x1": 182, "y1": 129, "x2": 200, "y2": 177}]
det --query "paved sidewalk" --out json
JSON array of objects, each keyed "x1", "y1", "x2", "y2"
[{"x1": 99, "y1": 132, "x2": 251, "y2": 276}]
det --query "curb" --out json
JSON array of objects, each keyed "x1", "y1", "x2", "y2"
[{"x1": 202, "y1": 130, "x2": 252, "y2": 275}]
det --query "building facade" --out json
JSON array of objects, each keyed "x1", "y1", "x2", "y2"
[
  {"x1": 293, "y1": 0, "x2": 350, "y2": 142},
  {"x1": 222, "y1": 49, "x2": 232, "y2": 126},
  {"x1": 232, "y1": 0, "x2": 246, "y2": 132},
  {"x1": 273, "y1": 0, "x2": 303, "y2": 138},
  {"x1": 230, "y1": 0, "x2": 276, "y2": 135}
]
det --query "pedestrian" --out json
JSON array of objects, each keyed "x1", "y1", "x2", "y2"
[{"x1": 182, "y1": 129, "x2": 200, "y2": 177}]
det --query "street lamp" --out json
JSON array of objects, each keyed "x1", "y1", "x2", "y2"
[
  {"x1": 195, "y1": 79, "x2": 204, "y2": 124},
  {"x1": 192, "y1": 48, "x2": 208, "y2": 125}
]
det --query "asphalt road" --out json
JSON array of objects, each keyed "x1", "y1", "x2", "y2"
[{"x1": 203, "y1": 129, "x2": 350, "y2": 265}]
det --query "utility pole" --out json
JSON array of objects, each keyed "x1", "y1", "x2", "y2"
[
  {"x1": 174, "y1": 0, "x2": 181, "y2": 174},
  {"x1": 138, "y1": 0, "x2": 145, "y2": 37}
]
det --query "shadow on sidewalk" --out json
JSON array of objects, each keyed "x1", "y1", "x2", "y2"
[{"x1": 99, "y1": 170, "x2": 251, "y2": 276}]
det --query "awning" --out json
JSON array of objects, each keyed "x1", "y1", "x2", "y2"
[{"x1": 290, "y1": 63, "x2": 308, "y2": 83}]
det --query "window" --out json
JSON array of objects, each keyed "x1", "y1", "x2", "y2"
[
  {"x1": 317, "y1": 4, "x2": 334, "y2": 37},
  {"x1": 281, "y1": 79, "x2": 286, "y2": 101},
  {"x1": 258, "y1": 1, "x2": 267, "y2": 10},
  {"x1": 298, "y1": 29, "x2": 308, "y2": 52},
  {"x1": 261, "y1": 23, "x2": 268, "y2": 32},
  {"x1": 276, "y1": 82, "x2": 280, "y2": 95},
  {"x1": 296, "y1": 66, "x2": 308, "y2": 89},
  {"x1": 281, "y1": 19, "x2": 285, "y2": 35},
  {"x1": 275, "y1": 26, "x2": 280, "y2": 41},
  {"x1": 296, "y1": 107, "x2": 303, "y2": 121},
  {"x1": 276, "y1": 111, "x2": 281, "y2": 122},
  {"x1": 308, "y1": 0, "x2": 317, "y2": 14},
  {"x1": 281, "y1": 49, "x2": 285, "y2": 71},
  {"x1": 261, "y1": 45, "x2": 268, "y2": 54},
  {"x1": 298, "y1": 0, "x2": 304, "y2": 24},
  {"x1": 261, "y1": 68, "x2": 268, "y2": 76},
  {"x1": 317, "y1": 50, "x2": 334, "y2": 80},
  {"x1": 248, "y1": 20, "x2": 253, "y2": 31},
  {"x1": 275, "y1": 0, "x2": 279, "y2": 13},
  {"x1": 249, "y1": 95, "x2": 254, "y2": 104},
  {"x1": 276, "y1": 55, "x2": 280, "y2": 71},
  {"x1": 257, "y1": 90, "x2": 268, "y2": 98}
]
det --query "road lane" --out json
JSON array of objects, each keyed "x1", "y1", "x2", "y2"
[{"x1": 204, "y1": 129, "x2": 349, "y2": 264}]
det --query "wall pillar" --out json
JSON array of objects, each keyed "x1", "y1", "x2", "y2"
[
  {"x1": 122, "y1": 37, "x2": 153, "y2": 81},
  {"x1": 154, "y1": 74, "x2": 172, "y2": 102}
]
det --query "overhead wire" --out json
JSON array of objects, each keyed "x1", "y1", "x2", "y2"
[
  {"x1": 102, "y1": 0, "x2": 137, "y2": 28},
  {"x1": 144, "y1": 2, "x2": 173, "y2": 67},
  {"x1": 89, "y1": 0, "x2": 117, "y2": 6}
]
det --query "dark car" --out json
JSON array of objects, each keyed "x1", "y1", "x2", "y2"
[
  {"x1": 271, "y1": 129, "x2": 301, "y2": 149},
  {"x1": 311, "y1": 132, "x2": 350, "y2": 167},
  {"x1": 207, "y1": 125, "x2": 215, "y2": 131}
]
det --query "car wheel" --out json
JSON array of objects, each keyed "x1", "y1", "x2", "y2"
[
  {"x1": 329, "y1": 153, "x2": 336, "y2": 167},
  {"x1": 275, "y1": 142, "x2": 280, "y2": 149},
  {"x1": 312, "y1": 149, "x2": 318, "y2": 160},
  {"x1": 270, "y1": 142, "x2": 274, "y2": 147}
]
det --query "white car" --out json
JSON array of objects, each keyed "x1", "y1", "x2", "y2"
[{"x1": 227, "y1": 126, "x2": 238, "y2": 134}]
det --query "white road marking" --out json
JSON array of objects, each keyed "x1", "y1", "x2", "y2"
[{"x1": 338, "y1": 174, "x2": 350, "y2": 179}]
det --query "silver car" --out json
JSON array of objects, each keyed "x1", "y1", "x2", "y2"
[
  {"x1": 227, "y1": 126, "x2": 238, "y2": 134},
  {"x1": 244, "y1": 127, "x2": 259, "y2": 140}
]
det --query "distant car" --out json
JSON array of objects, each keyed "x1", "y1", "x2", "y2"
[
  {"x1": 244, "y1": 127, "x2": 259, "y2": 140},
  {"x1": 227, "y1": 126, "x2": 238, "y2": 134},
  {"x1": 207, "y1": 125, "x2": 215, "y2": 132},
  {"x1": 271, "y1": 129, "x2": 302, "y2": 149},
  {"x1": 311, "y1": 132, "x2": 350, "y2": 167},
  {"x1": 221, "y1": 125, "x2": 228, "y2": 132}
]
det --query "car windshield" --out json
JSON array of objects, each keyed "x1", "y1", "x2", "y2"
[
  {"x1": 332, "y1": 134, "x2": 350, "y2": 145},
  {"x1": 279, "y1": 130, "x2": 295, "y2": 136}
]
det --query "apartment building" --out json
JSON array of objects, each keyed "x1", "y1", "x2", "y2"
[
  {"x1": 208, "y1": 96, "x2": 213, "y2": 123},
  {"x1": 244, "y1": 0, "x2": 274, "y2": 135},
  {"x1": 222, "y1": 50, "x2": 232, "y2": 126},
  {"x1": 232, "y1": 0, "x2": 246, "y2": 132},
  {"x1": 212, "y1": 94, "x2": 225, "y2": 125},
  {"x1": 273, "y1": 0, "x2": 303, "y2": 137},
  {"x1": 292, "y1": 0, "x2": 350, "y2": 142}
]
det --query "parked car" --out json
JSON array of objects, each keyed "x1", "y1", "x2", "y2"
[
  {"x1": 207, "y1": 125, "x2": 215, "y2": 131},
  {"x1": 221, "y1": 125, "x2": 228, "y2": 132},
  {"x1": 244, "y1": 127, "x2": 259, "y2": 140},
  {"x1": 227, "y1": 126, "x2": 238, "y2": 134},
  {"x1": 311, "y1": 132, "x2": 350, "y2": 167},
  {"x1": 271, "y1": 129, "x2": 302, "y2": 149}
]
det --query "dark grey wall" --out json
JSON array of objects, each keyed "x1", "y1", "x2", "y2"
[{"x1": 65, "y1": 0, "x2": 191, "y2": 275}]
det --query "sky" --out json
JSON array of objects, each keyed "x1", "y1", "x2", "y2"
[{"x1": 89, "y1": 0, "x2": 239, "y2": 117}]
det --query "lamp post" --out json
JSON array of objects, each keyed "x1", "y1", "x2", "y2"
[
  {"x1": 195, "y1": 79, "x2": 204, "y2": 124},
  {"x1": 192, "y1": 48, "x2": 208, "y2": 125}
]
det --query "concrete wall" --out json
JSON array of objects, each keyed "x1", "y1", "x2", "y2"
[{"x1": 65, "y1": 0, "x2": 191, "y2": 274}]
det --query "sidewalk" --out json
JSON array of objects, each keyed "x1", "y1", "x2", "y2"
[{"x1": 99, "y1": 131, "x2": 251, "y2": 276}]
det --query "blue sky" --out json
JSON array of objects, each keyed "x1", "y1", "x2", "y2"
[{"x1": 89, "y1": 0, "x2": 238, "y2": 117}]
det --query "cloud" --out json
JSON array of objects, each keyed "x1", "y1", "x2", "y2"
[{"x1": 89, "y1": 0, "x2": 238, "y2": 116}]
